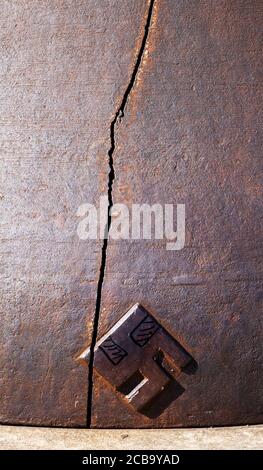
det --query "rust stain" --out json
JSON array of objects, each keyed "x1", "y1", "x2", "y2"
[{"x1": 129, "y1": 0, "x2": 160, "y2": 121}]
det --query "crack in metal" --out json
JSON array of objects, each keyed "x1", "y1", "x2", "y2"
[{"x1": 86, "y1": 0, "x2": 156, "y2": 427}]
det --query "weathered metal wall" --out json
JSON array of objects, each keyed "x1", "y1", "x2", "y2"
[
  {"x1": 0, "y1": 0, "x2": 262, "y2": 428},
  {"x1": 0, "y1": 0, "x2": 146, "y2": 426},
  {"x1": 90, "y1": 0, "x2": 263, "y2": 427}
]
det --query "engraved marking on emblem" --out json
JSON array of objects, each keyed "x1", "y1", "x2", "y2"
[
  {"x1": 130, "y1": 314, "x2": 160, "y2": 347},
  {"x1": 79, "y1": 303, "x2": 197, "y2": 416},
  {"x1": 99, "y1": 336, "x2": 128, "y2": 365}
]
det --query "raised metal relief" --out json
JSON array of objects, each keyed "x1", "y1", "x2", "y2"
[{"x1": 79, "y1": 304, "x2": 196, "y2": 416}]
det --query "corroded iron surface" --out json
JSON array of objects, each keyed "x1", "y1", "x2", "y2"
[
  {"x1": 90, "y1": 0, "x2": 263, "y2": 427},
  {"x1": 80, "y1": 304, "x2": 195, "y2": 413},
  {"x1": 0, "y1": 0, "x2": 146, "y2": 426},
  {"x1": 0, "y1": 0, "x2": 262, "y2": 428}
]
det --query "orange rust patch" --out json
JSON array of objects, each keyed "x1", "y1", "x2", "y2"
[{"x1": 128, "y1": 0, "x2": 161, "y2": 123}]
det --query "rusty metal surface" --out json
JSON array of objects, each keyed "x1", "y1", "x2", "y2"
[
  {"x1": 0, "y1": 0, "x2": 146, "y2": 426},
  {"x1": 0, "y1": 0, "x2": 262, "y2": 429},
  {"x1": 80, "y1": 304, "x2": 195, "y2": 413},
  {"x1": 91, "y1": 0, "x2": 263, "y2": 427}
]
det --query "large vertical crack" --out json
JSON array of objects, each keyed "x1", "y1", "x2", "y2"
[{"x1": 86, "y1": 0, "x2": 156, "y2": 427}]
